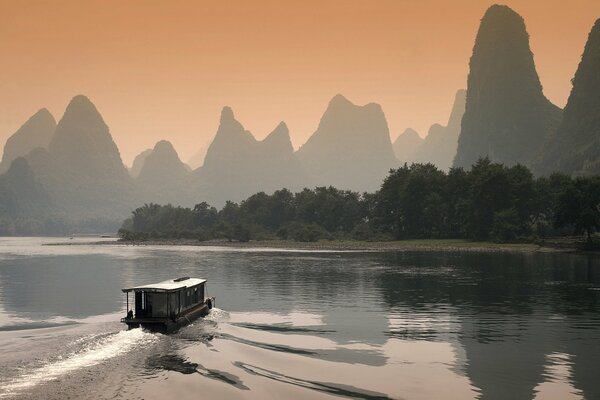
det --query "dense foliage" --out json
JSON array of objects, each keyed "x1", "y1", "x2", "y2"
[{"x1": 119, "y1": 158, "x2": 600, "y2": 243}]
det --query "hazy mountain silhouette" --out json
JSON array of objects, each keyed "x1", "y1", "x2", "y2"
[
  {"x1": 197, "y1": 107, "x2": 307, "y2": 206},
  {"x1": 454, "y1": 5, "x2": 562, "y2": 169},
  {"x1": 412, "y1": 89, "x2": 466, "y2": 170},
  {"x1": 392, "y1": 128, "x2": 422, "y2": 163},
  {"x1": 256, "y1": 121, "x2": 308, "y2": 189},
  {"x1": 187, "y1": 142, "x2": 210, "y2": 170},
  {"x1": 137, "y1": 140, "x2": 194, "y2": 204},
  {"x1": 24, "y1": 95, "x2": 137, "y2": 224},
  {"x1": 296, "y1": 94, "x2": 397, "y2": 192},
  {"x1": 0, "y1": 157, "x2": 53, "y2": 221},
  {"x1": 0, "y1": 109, "x2": 56, "y2": 173},
  {"x1": 537, "y1": 19, "x2": 600, "y2": 176},
  {"x1": 129, "y1": 148, "x2": 152, "y2": 178},
  {"x1": 49, "y1": 95, "x2": 129, "y2": 179},
  {"x1": 202, "y1": 107, "x2": 257, "y2": 170},
  {"x1": 138, "y1": 141, "x2": 189, "y2": 182},
  {"x1": 262, "y1": 121, "x2": 294, "y2": 152}
]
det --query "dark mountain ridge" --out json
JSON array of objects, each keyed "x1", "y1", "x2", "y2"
[
  {"x1": 454, "y1": 5, "x2": 562, "y2": 169},
  {"x1": 537, "y1": 19, "x2": 600, "y2": 176}
]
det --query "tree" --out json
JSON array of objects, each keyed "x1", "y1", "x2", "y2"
[
  {"x1": 468, "y1": 158, "x2": 511, "y2": 239},
  {"x1": 193, "y1": 201, "x2": 218, "y2": 227},
  {"x1": 555, "y1": 177, "x2": 600, "y2": 241}
]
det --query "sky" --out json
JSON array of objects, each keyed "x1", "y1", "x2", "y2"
[{"x1": 1, "y1": 0, "x2": 599, "y2": 166}]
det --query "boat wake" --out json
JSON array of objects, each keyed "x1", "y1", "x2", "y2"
[
  {"x1": 0, "y1": 328, "x2": 158, "y2": 398},
  {"x1": 235, "y1": 362, "x2": 392, "y2": 400},
  {"x1": 204, "y1": 307, "x2": 229, "y2": 322}
]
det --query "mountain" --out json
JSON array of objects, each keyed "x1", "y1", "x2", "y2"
[
  {"x1": 537, "y1": 19, "x2": 600, "y2": 176},
  {"x1": 137, "y1": 140, "x2": 194, "y2": 204},
  {"x1": 296, "y1": 94, "x2": 397, "y2": 192},
  {"x1": 187, "y1": 142, "x2": 210, "y2": 170},
  {"x1": 453, "y1": 5, "x2": 562, "y2": 169},
  {"x1": 49, "y1": 95, "x2": 129, "y2": 179},
  {"x1": 0, "y1": 109, "x2": 56, "y2": 173},
  {"x1": 129, "y1": 148, "x2": 152, "y2": 178},
  {"x1": 393, "y1": 128, "x2": 422, "y2": 163},
  {"x1": 256, "y1": 121, "x2": 308, "y2": 190},
  {"x1": 261, "y1": 121, "x2": 294, "y2": 153},
  {"x1": 412, "y1": 89, "x2": 466, "y2": 170},
  {"x1": 0, "y1": 157, "x2": 53, "y2": 217},
  {"x1": 138, "y1": 140, "x2": 189, "y2": 183},
  {"x1": 197, "y1": 107, "x2": 307, "y2": 206},
  {"x1": 201, "y1": 107, "x2": 256, "y2": 172},
  {"x1": 26, "y1": 95, "x2": 137, "y2": 224}
]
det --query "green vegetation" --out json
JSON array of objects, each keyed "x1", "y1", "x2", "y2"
[
  {"x1": 119, "y1": 158, "x2": 600, "y2": 246},
  {"x1": 554, "y1": 178, "x2": 600, "y2": 242}
]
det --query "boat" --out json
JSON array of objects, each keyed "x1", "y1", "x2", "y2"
[{"x1": 121, "y1": 277, "x2": 215, "y2": 333}]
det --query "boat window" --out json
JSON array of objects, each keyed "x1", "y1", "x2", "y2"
[
  {"x1": 199, "y1": 284, "x2": 205, "y2": 302},
  {"x1": 184, "y1": 290, "x2": 191, "y2": 307}
]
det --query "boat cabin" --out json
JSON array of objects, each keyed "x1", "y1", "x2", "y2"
[{"x1": 121, "y1": 277, "x2": 214, "y2": 332}]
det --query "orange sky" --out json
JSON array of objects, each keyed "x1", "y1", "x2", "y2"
[{"x1": 1, "y1": 0, "x2": 599, "y2": 165}]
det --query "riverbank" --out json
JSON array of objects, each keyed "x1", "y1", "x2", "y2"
[{"x1": 92, "y1": 238, "x2": 577, "y2": 253}]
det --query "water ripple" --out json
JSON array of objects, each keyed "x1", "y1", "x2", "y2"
[{"x1": 234, "y1": 361, "x2": 396, "y2": 400}]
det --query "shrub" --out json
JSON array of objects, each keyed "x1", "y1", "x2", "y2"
[
  {"x1": 287, "y1": 222, "x2": 329, "y2": 242},
  {"x1": 491, "y1": 208, "x2": 522, "y2": 242}
]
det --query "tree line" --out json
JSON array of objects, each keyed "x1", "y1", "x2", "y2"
[{"x1": 118, "y1": 158, "x2": 600, "y2": 244}]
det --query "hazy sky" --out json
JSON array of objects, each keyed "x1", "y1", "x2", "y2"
[{"x1": 1, "y1": 0, "x2": 599, "y2": 165}]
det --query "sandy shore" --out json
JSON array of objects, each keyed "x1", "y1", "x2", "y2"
[{"x1": 69, "y1": 238, "x2": 578, "y2": 253}]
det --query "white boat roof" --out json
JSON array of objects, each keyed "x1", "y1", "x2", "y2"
[{"x1": 122, "y1": 277, "x2": 206, "y2": 292}]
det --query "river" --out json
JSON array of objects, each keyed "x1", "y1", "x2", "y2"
[{"x1": 0, "y1": 237, "x2": 599, "y2": 399}]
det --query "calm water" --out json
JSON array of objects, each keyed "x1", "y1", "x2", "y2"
[{"x1": 0, "y1": 238, "x2": 599, "y2": 399}]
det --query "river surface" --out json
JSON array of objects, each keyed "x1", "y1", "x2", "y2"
[{"x1": 0, "y1": 237, "x2": 599, "y2": 399}]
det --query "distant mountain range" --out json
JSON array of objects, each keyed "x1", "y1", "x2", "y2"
[
  {"x1": 0, "y1": 108, "x2": 55, "y2": 173},
  {"x1": 137, "y1": 140, "x2": 194, "y2": 205},
  {"x1": 23, "y1": 96, "x2": 137, "y2": 227},
  {"x1": 392, "y1": 128, "x2": 422, "y2": 164},
  {"x1": 393, "y1": 89, "x2": 466, "y2": 170},
  {"x1": 297, "y1": 94, "x2": 397, "y2": 192},
  {"x1": 0, "y1": 93, "x2": 402, "y2": 234},
  {"x1": 0, "y1": 4, "x2": 599, "y2": 234},
  {"x1": 196, "y1": 107, "x2": 309, "y2": 206}
]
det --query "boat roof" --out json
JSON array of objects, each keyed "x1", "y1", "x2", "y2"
[{"x1": 122, "y1": 277, "x2": 206, "y2": 293}]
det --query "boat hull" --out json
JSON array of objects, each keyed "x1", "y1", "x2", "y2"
[{"x1": 121, "y1": 297, "x2": 215, "y2": 333}]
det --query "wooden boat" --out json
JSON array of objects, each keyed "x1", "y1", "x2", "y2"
[{"x1": 121, "y1": 277, "x2": 215, "y2": 333}]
